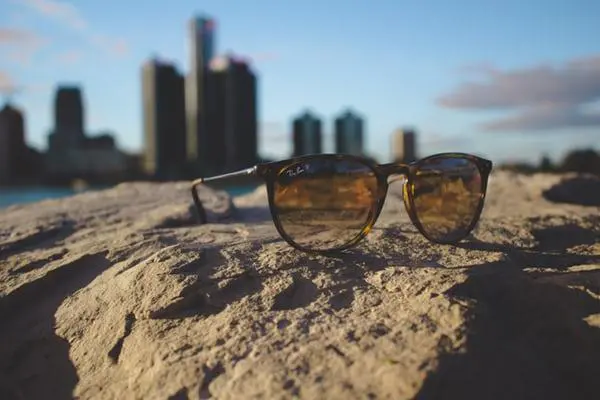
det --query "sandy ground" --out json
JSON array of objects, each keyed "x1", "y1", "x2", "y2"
[{"x1": 0, "y1": 171, "x2": 599, "y2": 400}]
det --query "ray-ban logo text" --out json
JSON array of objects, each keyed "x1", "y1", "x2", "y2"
[{"x1": 285, "y1": 164, "x2": 308, "y2": 178}]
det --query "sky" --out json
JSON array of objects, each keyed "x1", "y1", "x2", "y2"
[{"x1": 0, "y1": 0, "x2": 599, "y2": 164}]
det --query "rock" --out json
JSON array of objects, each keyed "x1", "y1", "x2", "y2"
[
  {"x1": 543, "y1": 174, "x2": 600, "y2": 207},
  {"x1": 0, "y1": 173, "x2": 599, "y2": 399}
]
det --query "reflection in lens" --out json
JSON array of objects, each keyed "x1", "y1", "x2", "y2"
[
  {"x1": 410, "y1": 157, "x2": 483, "y2": 242},
  {"x1": 273, "y1": 159, "x2": 379, "y2": 251}
]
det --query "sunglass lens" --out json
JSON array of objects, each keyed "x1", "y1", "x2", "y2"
[
  {"x1": 409, "y1": 156, "x2": 485, "y2": 242},
  {"x1": 273, "y1": 158, "x2": 379, "y2": 251}
]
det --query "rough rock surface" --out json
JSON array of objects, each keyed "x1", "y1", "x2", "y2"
[{"x1": 0, "y1": 172, "x2": 599, "y2": 400}]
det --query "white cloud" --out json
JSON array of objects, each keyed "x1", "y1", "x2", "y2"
[
  {"x1": 12, "y1": 0, "x2": 129, "y2": 58},
  {"x1": 438, "y1": 54, "x2": 600, "y2": 132},
  {"x1": 18, "y1": 0, "x2": 87, "y2": 30},
  {"x1": 0, "y1": 27, "x2": 47, "y2": 66},
  {"x1": 54, "y1": 49, "x2": 83, "y2": 65}
]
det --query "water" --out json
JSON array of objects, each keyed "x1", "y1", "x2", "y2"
[
  {"x1": 0, "y1": 187, "x2": 84, "y2": 209},
  {"x1": 0, "y1": 185, "x2": 259, "y2": 209},
  {"x1": 223, "y1": 185, "x2": 261, "y2": 197}
]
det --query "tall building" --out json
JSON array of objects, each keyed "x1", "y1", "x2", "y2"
[
  {"x1": 0, "y1": 116, "x2": 7, "y2": 184},
  {"x1": 292, "y1": 111, "x2": 322, "y2": 156},
  {"x1": 185, "y1": 15, "x2": 216, "y2": 171},
  {"x1": 46, "y1": 85, "x2": 127, "y2": 181},
  {"x1": 49, "y1": 85, "x2": 85, "y2": 150},
  {"x1": 334, "y1": 109, "x2": 364, "y2": 155},
  {"x1": 204, "y1": 54, "x2": 258, "y2": 174},
  {"x1": 142, "y1": 58, "x2": 187, "y2": 179},
  {"x1": 47, "y1": 85, "x2": 85, "y2": 176},
  {"x1": 0, "y1": 102, "x2": 27, "y2": 184},
  {"x1": 392, "y1": 128, "x2": 417, "y2": 163}
]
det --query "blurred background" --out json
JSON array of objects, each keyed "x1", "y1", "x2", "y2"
[{"x1": 1, "y1": 0, "x2": 599, "y2": 208}]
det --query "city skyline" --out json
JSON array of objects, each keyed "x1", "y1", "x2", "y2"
[
  {"x1": 1, "y1": 0, "x2": 599, "y2": 164},
  {"x1": 142, "y1": 13, "x2": 260, "y2": 179}
]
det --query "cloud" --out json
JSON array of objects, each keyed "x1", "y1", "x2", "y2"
[
  {"x1": 54, "y1": 49, "x2": 82, "y2": 65},
  {"x1": 0, "y1": 27, "x2": 47, "y2": 66},
  {"x1": 0, "y1": 71, "x2": 17, "y2": 92},
  {"x1": 12, "y1": 0, "x2": 128, "y2": 58},
  {"x1": 0, "y1": 69, "x2": 50, "y2": 94},
  {"x1": 438, "y1": 54, "x2": 600, "y2": 132},
  {"x1": 482, "y1": 102, "x2": 600, "y2": 132},
  {"x1": 0, "y1": 27, "x2": 42, "y2": 44},
  {"x1": 18, "y1": 0, "x2": 86, "y2": 30}
]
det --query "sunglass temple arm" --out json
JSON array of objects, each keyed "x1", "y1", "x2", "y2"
[{"x1": 190, "y1": 166, "x2": 258, "y2": 224}]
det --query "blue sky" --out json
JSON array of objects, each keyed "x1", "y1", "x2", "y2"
[{"x1": 1, "y1": 0, "x2": 599, "y2": 164}]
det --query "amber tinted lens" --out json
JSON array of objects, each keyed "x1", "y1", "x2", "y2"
[
  {"x1": 273, "y1": 158, "x2": 379, "y2": 251},
  {"x1": 410, "y1": 157, "x2": 484, "y2": 242}
]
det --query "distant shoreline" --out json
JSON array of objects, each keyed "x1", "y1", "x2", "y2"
[{"x1": 0, "y1": 183, "x2": 260, "y2": 209}]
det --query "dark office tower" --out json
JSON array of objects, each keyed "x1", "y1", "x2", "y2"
[
  {"x1": 142, "y1": 58, "x2": 187, "y2": 179},
  {"x1": 46, "y1": 85, "x2": 86, "y2": 177},
  {"x1": 334, "y1": 109, "x2": 364, "y2": 155},
  {"x1": 205, "y1": 55, "x2": 258, "y2": 175},
  {"x1": 0, "y1": 102, "x2": 27, "y2": 184},
  {"x1": 48, "y1": 85, "x2": 85, "y2": 159},
  {"x1": 292, "y1": 111, "x2": 322, "y2": 156},
  {"x1": 185, "y1": 15, "x2": 216, "y2": 169},
  {"x1": 54, "y1": 85, "x2": 85, "y2": 145}
]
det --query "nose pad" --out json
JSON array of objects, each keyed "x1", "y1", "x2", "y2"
[
  {"x1": 387, "y1": 174, "x2": 408, "y2": 214},
  {"x1": 387, "y1": 174, "x2": 406, "y2": 186},
  {"x1": 388, "y1": 175, "x2": 407, "y2": 201},
  {"x1": 401, "y1": 179, "x2": 421, "y2": 228}
]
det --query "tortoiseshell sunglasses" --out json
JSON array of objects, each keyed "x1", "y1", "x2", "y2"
[{"x1": 191, "y1": 152, "x2": 493, "y2": 253}]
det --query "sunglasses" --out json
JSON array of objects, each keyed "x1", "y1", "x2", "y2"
[{"x1": 191, "y1": 152, "x2": 493, "y2": 253}]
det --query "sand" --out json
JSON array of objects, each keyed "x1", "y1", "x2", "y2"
[{"x1": 0, "y1": 171, "x2": 598, "y2": 399}]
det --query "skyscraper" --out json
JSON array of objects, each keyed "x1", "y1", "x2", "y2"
[
  {"x1": 185, "y1": 15, "x2": 216, "y2": 172},
  {"x1": 46, "y1": 84, "x2": 127, "y2": 181},
  {"x1": 334, "y1": 109, "x2": 364, "y2": 155},
  {"x1": 142, "y1": 58, "x2": 187, "y2": 179},
  {"x1": 49, "y1": 85, "x2": 85, "y2": 150},
  {"x1": 46, "y1": 85, "x2": 85, "y2": 177},
  {"x1": 292, "y1": 111, "x2": 322, "y2": 156},
  {"x1": 392, "y1": 128, "x2": 417, "y2": 163},
  {"x1": 204, "y1": 54, "x2": 258, "y2": 174},
  {"x1": 0, "y1": 102, "x2": 27, "y2": 184}
]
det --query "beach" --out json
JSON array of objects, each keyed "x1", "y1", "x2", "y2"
[{"x1": 0, "y1": 171, "x2": 599, "y2": 399}]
